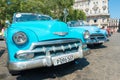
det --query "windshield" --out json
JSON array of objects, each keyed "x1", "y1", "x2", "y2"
[
  {"x1": 38, "y1": 15, "x2": 52, "y2": 20},
  {"x1": 67, "y1": 21, "x2": 83, "y2": 27},
  {"x1": 13, "y1": 13, "x2": 52, "y2": 22},
  {"x1": 67, "y1": 20, "x2": 90, "y2": 27},
  {"x1": 82, "y1": 21, "x2": 90, "y2": 26}
]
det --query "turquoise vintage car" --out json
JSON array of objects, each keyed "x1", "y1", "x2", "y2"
[
  {"x1": 67, "y1": 20, "x2": 109, "y2": 46},
  {"x1": 5, "y1": 13, "x2": 90, "y2": 75}
]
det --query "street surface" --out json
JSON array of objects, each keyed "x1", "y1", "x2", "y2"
[{"x1": 0, "y1": 32, "x2": 120, "y2": 80}]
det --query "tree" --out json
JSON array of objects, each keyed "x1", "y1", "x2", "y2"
[
  {"x1": 45, "y1": 0, "x2": 75, "y2": 19},
  {"x1": 0, "y1": 0, "x2": 86, "y2": 28},
  {"x1": 0, "y1": 0, "x2": 8, "y2": 27},
  {"x1": 67, "y1": 9, "x2": 86, "y2": 21}
]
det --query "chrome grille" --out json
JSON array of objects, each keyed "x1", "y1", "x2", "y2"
[
  {"x1": 31, "y1": 39, "x2": 81, "y2": 57},
  {"x1": 90, "y1": 34, "x2": 105, "y2": 40}
]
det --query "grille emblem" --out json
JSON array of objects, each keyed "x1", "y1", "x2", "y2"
[{"x1": 54, "y1": 32, "x2": 68, "y2": 36}]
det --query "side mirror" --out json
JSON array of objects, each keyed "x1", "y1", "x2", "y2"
[{"x1": 5, "y1": 20, "x2": 11, "y2": 27}]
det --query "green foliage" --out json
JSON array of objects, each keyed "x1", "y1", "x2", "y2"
[
  {"x1": 0, "y1": 0, "x2": 86, "y2": 28},
  {"x1": 67, "y1": 9, "x2": 86, "y2": 21}
]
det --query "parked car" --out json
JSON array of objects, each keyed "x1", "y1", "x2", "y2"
[
  {"x1": 5, "y1": 13, "x2": 90, "y2": 75},
  {"x1": 0, "y1": 28, "x2": 4, "y2": 40},
  {"x1": 106, "y1": 27, "x2": 113, "y2": 36},
  {"x1": 67, "y1": 20, "x2": 109, "y2": 46}
]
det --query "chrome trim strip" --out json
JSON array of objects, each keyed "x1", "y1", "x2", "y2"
[
  {"x1": 17, "y1": 39, "x2": 81, "y2": 55},
  {"x1": 53, "y1": 32, "x2": 68, "y2": 36},
  {"x1": 30, "y1": 39, "x2": 81, "y2": 50},
  {"x1": 17, "y1": 43, "x2": 80, "y2": 54}
]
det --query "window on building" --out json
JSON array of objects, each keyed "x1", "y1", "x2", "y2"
[
  {"x1": 102, "y1": 0, "x2": 106, "y2": 5},
  {"x1": 96, "y1": 2, "x2": 98, "y2": 4},
  {"x1": 90, "y1": 10, "x2": 92, "y2": 14},
  {"x1": 99, "y1": 10, "x2": 101, "y2": 13},
  {"x1": 88, "y1": 2, "x2": 90, "y2": 5},
  {"x1": 94, "y1": 19, "x2": 97, "y2": 23},
  {"x1": 95, "y1": 11, "x2": 97, "y2": 14},
  {"x1": 103, "y1": 1, "x2": 105, "y2": 3},
  {"x1": 102, "y1": 18, "x2": 106, "y2": 22}
]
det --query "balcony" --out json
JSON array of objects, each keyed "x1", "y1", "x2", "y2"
[{"x1": 87, "y1": 13, "x2": 110, "y2": 18}]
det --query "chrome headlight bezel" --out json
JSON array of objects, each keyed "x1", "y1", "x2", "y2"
[
  {"x1": 15, "y1": 53, "x2": 34, "y2": 60},
  {"x1": 84, "y1": 30, "x2": 90, "y2": 39},
  {"x1": 13, "y1": 31, "x2": 28, "y2": 45}
]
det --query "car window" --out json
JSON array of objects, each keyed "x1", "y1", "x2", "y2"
[
  {"x1": 68, "y1": 21, "x2": 90, "y2": 27},
  {"x1": 14, "y1": 13, "x2": 39, "y2": 22},
  {"x1": 13, "y1": 13, "x2": 52, "y2": 22},
  {"x1": 67, "y1": 21, "x2": 83, "y2": 27}
]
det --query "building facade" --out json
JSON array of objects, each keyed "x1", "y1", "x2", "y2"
[
  {"x1": 108, "y1": 18, "x2": 119, "y2": 27},
  {"x1": 73, "y1": 0, "x2": 110, "y2": 28}
]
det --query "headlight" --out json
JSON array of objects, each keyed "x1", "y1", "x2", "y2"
[
  {"x1": 84, "y1": 30, "x2": 90, "y2": 39},
  {"x1": 13, "y1": 32, "x2": 28, "y2": 45}
]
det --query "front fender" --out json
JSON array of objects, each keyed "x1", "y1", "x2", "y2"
[
  {"x1": 69, "y1": 27, "x2": 86, "y2": 44},
  {"x1": 6, "y1": 27, "x2": 38, "y2": 62},
  {"x1": 100, "y1": 29, "x2": 108, "y2": 37}
]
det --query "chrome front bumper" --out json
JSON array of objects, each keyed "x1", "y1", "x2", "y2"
[
  {"x1": 8, "y1": 49, "x2": 83, "y2": 71},
  {"x1": 86, "y1": 38, "x2": 109, "y2": 44},
  {"x1": 8, "y1": 39, "x2": 83, "y2": 71}
]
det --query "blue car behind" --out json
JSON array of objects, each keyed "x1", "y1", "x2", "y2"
[{"x1": 67, "y1": 20, "x2": 109, "y2": 46}]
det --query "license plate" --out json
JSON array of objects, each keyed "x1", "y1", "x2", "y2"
[{"x1": 52, "y1": 54, "x2": 74, "y2": 66}]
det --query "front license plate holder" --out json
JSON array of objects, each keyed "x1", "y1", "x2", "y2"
[
  {"x1": 52, "y1": 54, "x2": 74, "y2": 66},
  {"x1": 99, "y1": 41, "x2": 104, "y2": 43}
]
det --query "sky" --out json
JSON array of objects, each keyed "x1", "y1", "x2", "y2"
[{"x1": 109, "y1": 0, "x2": 120, "y2": 18}]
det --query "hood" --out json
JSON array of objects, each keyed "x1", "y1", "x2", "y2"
[
  {"x1": 11, "y1": 20, "x2": 69, "y2": 41},
  {"x1": 69, "y1": 27, "x2": 86, "y2": 34},
  {"x1": 75, "y1": 25, "x2": 101, "y2": 34},
  {"x1": 100, "y1": 29, "x2": 108, "y2": 35}
]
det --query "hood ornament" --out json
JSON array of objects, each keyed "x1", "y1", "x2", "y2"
[{"x1": 54, "y1": 32, "x2": 68, "y2": 36}]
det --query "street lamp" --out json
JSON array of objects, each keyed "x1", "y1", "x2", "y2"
[{"x1": 63, "y1": 8, "x2": 68, "y2": 22}]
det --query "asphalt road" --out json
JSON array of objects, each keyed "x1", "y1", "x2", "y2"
[
  {"x1": 0, "y1": 40, "x2": 6, "y2": 48},
  {"x1": 0, "y1": 32, "x2": 120, "y2": 80}
]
